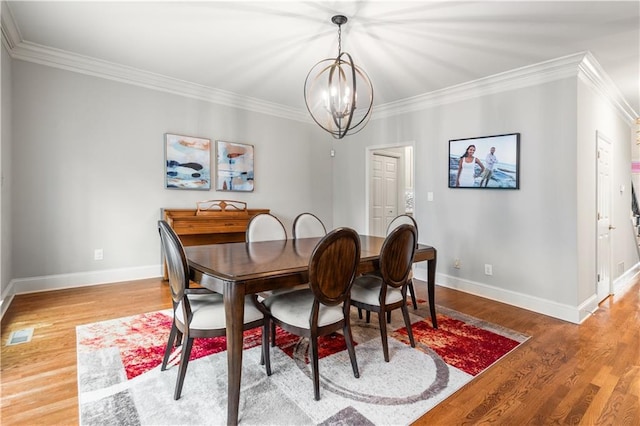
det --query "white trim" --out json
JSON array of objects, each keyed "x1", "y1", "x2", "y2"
[
  {"x1": 0, "y1": 3, "x2": 20, "y2": 51},
  {"x1": 578, "y1": 52, "x2": 638, "y2": 123},
  {"x1": 613, "y1": 261, "x2": 640, "y2": 291},
  {"x1": 413, "y1": 263, "x2": 640, "y2": 324},
  {"x1": 372, "y1": 53, "x2": 583, "y2": 118},
  {"x1": 3, "y1": 261, "x2": 637, "y2": 325},
  {"x1": 374, "y1": 52, "x2": 637, "y2": 122},
  {"x1": 9, "y1": 264, "x2": 162, "y2": 296},
  {"x1": 414, "y1": 268, "x2": 595, "y2": 324},
  {"x1": 6, "y1": 40, "x2": 309, "y2": 123},
  {"x1": 0, "y1": 288, "x2": 16, "y2": 320},
  {"x1": 1, "y1": 265, "x2": 162, "y2": 319},
  {"x1": 2, "y1": 10, "x2": 636, "y2": 126}
]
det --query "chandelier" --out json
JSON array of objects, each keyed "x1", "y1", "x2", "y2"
[{"x1": 304, "y1": 15, "x2": 374, "y2": 139}]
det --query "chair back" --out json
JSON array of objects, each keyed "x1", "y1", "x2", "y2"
[
  {"x1": 379, "y1": 223, "x2": 417, "y2": 289},
  {"x1": 293, "y1": 213, "x2": 327, "y2": 239},
  {"x1": 387, "y1": 214, "x2": 418, "y2": 244},
  {"x1": 246, "y1": 213, "x2": 287, "y2": 242},
  {"x1": 158, "y1": 220, "x2": 188, "y2": 305},
  {"x1": 308, "y1": 227, "x2": 361, "y2": 306}
]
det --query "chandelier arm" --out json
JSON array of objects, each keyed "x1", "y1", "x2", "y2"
[
  {"x1": 336, "y1": 53, "x2": 356, "y2": 136},
  {"x1": 341, "y1": 66, "x2": 373, "y2": 132}
]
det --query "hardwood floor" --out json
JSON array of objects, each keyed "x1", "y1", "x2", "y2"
[{"x1": 1, "y1": 277, "x2": 638, "y2": 425}]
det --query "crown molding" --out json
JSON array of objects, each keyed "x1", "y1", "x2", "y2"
[
  {"x1": 577, "y1": 51, "x2": 638, "y2": 123},
  {"x1": 2, "y1": 8, "x2": 636, "y2": 125},
  {"x1": 1, "y1": 21, "x2": 309, "y2": 123},
  {"x1": 1, "y1": 3, "x2": 20, "y2": 52},
  {"x1": 372, "y1": 52, "x2": 638, "y2": 124}
]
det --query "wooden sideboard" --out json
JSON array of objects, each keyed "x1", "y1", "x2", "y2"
[{"x1": 161, "y1": 200, "x2": 269, "y2": 279}]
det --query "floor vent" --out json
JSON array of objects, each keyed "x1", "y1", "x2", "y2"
[{"x1": 7, "y1": 328, "x2": 34, "y2": 345}]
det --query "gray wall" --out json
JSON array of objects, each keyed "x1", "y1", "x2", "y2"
[
  {"x1": 9, "y1": 59, "x2": 332, "y2": 281},
  {"x1": 332, "y1": 74, "x2": 636, "y2": 321},
  {"x1": 1, "y1": 50, "x2": 637, "y2": 323}
]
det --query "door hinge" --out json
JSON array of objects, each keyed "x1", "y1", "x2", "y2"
[{"x1": 597, "y1": 273, "x2": 601, "y2": 282}]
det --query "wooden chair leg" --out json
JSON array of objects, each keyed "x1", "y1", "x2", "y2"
[
  {"x1": 342, "y1": 322, "x2": 359, "y2": 379},
  {"x1": 161, "y1": 323, "x2": 178, "y2": 371},
  {"x1": 400, "y1": 304, "x2": 415, "y2": 348},
  {"x1": 262, "y1": 321, "x2": 272, "y2": 376},
  {"x1": 271, "y1": 322, "x2": 277, "y2": 347},
  {"x1": 378, "y1": 311, "x2": 390, "y2": 362},
  {"x1": 174, "y1": 336, "x2": 194, "y2": 400},
  {"x1": 357, "y1": 307, "x2": 363, "y2": 319},
  {"x1": 428, "y1": 280, "x2": 438, "y2": 329},
  {"x1": 408, "y1": 279, "x2": 418, "y2": 310},
  {"x1": 387, "y1": 311, "x2": 392, "y2": 323},
  {"x1": 310, "y1": 336, "x2": 321, "y2": 401},
  {"x1": 366, "y1": 310, "x2": 371, "y2": 323}
]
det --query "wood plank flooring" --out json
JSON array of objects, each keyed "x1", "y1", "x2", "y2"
[{"x1": 1, "y1": 277, "x2": 638, "y2": 425}]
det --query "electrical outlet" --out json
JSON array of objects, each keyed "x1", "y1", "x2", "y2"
[
  {"x1": 484, "y1": 264, "x2": 493, "y2": 275},
  {"x1": 454, "y1": 258, "x2": 461, "y2": 269},
  {"x1": 94, "y1": 248, "x2": 104, "y2": 261}
]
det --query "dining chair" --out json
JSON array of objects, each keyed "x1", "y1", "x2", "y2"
[
  {"x1": 246, "y1": 212, "x2": 289, "y2": 346},
  {"x1": 292, "y1": 212, "x2": 327, "y2": 239},
  {"x1": 350, "y1": 223, "x2": 417, "y2": 362},
  {"x1": 158, "y1": 220, "x2": 270, "y2": 400},
  {"x1": 246, "y1": 212, "x2": 287, "y2": 242},
  {"x1": 386, "y1": 214, "x2": 419, "y2": 310},
  {"x1": 357, "y1": 214, "x2": 420, "y2": 324},
  {"x1": 262, "y1": 227, "x2": 361, "y2": 400}
]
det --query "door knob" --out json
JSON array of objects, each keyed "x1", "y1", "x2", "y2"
[{"x1": 609, "y1": 225, "x2": 616, "y2": 230}]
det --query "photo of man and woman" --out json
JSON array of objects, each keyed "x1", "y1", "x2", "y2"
[{"x1": 448, "y1": 133, "x2": 520, "y2": 189}]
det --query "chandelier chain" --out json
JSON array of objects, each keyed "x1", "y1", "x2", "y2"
[{"x1": 337, "y1": 24, "x2": 342, "y2": 55}]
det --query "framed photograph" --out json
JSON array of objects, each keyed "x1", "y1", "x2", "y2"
[
  {"x1": 448, "y1": 133, "x2": 520, "y2": 189},
  {"x1": 165, "y1": 133, "x2": 211, "y2": 190},
  {"x1": 216, "y1": 141, "x2": 254, "y2": 192}
]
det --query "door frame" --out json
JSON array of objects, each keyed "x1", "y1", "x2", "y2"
[
  {"x1": 365, "y1": 142, "x2": 415, "y2": 236},
  {"x1": 596, "y1": 130, "x2": 613, "y2": 301}
]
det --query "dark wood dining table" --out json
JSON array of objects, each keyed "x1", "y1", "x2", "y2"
[{"x1": 185, "y1": 234, "x2": 437, "y2": 425}]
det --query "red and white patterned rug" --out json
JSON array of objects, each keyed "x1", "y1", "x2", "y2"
[{"x1": 77, "y1": 301, "x2": 528, "y2": 425}]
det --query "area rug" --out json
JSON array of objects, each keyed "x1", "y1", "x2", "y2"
[{"x1": 76, "y1": 301, "x2": 529, "y2": 425}]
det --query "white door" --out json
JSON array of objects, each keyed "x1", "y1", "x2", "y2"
[
  {"x1": 596, "y1": 132, "x2": 612, "y2": 302},
  {"x1": 369, "y1": 153, "x2": 399, "y2": 237}
]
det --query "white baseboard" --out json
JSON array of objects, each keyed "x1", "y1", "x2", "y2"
[
  {"x1": 3, "y1": 261, "x2": 637, "y2": 324},
  {"x1": 1, "y1": 264, "x2": 163, "y2": 319},
  {"x1": 411, "y1": 268, "x2": 634, "y2": 324},
  {"x1": 0, "y1": 289, "x2": 16, "y2": 320},
  {"x1": 613, "y1": 261, "x2": 640, "y2": 290}
]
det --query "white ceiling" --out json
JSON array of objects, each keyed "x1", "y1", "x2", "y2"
[{"x1": 3, "y1": 1, "x2": 639, "y2": 116}]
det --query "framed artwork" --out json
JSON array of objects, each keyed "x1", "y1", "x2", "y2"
[
  {"x1": 216, "y1": 141, "x2": 254, "y2": 192},
  {"x1": 165, "y1": 133, "x2": 211, "y2": 190},
  {"x1": 448, "y1": 133, "x2": 520, "y2": 189}
]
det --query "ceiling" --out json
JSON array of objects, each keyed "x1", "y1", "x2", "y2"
[{"x1": 3, "y1": 1, "x2": 639, "y2": 116}]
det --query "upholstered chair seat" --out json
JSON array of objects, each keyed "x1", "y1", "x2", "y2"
[
  {"x1": 350, "y1": 275, "x2": 404, "y2": 306},
  {"x1": 265, "y1": 290, "x2": 345, "y2": 329},
  {"x1": 175, "y1": 294, "x2": 264, "y2": 330}
]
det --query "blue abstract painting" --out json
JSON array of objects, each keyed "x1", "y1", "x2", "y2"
[{"x1": 165, "y1": 133, "x2": 211, "y2": 190}]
